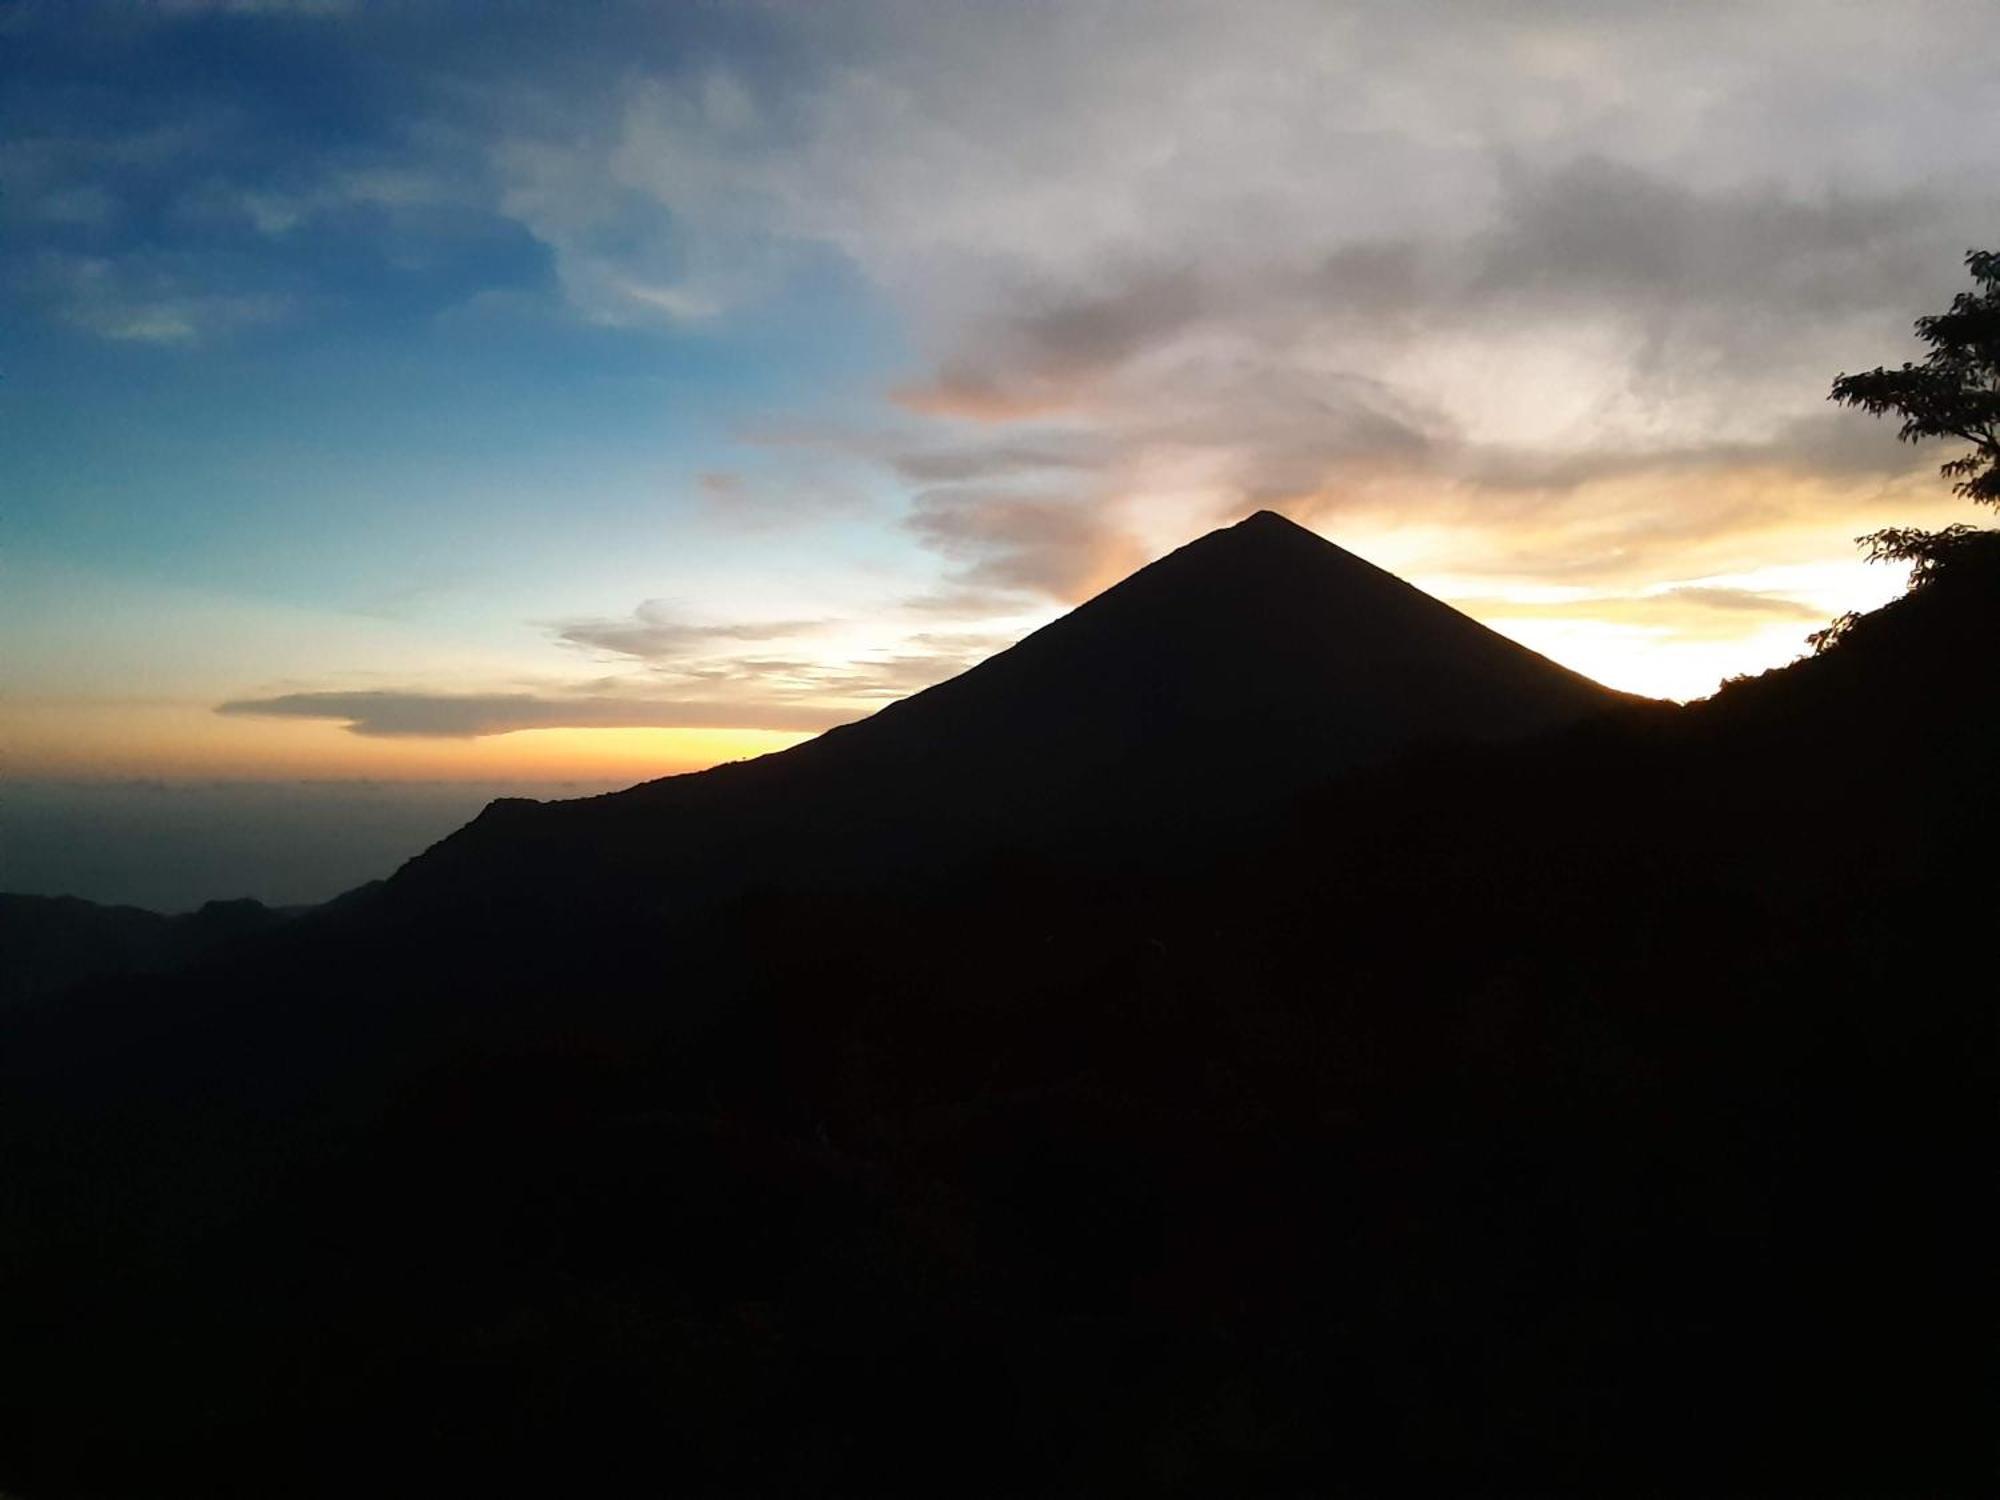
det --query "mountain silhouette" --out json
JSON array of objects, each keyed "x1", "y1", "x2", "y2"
[
  {"x1": 0, "y1": 516, "x2": 1991, "y2": 1500},
  {"x1": 786, "y1": 507, "x2": 1620, "y2": 786},
  {"x1": 400, "y1": 511, "x2": 1627, "y2": 911},
  {"x1": 0, "y1": 894, "x2": 290, "y2": 1006}
]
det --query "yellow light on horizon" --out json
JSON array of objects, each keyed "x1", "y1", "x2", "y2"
[{"x1": 2, "y1": 699, "x2": 818, "y2": 784}]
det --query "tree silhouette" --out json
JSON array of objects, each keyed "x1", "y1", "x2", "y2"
[
  {"x1": 1831, "y1": 248, "x2": 2000, "y2": 506},
  {"x1": 1814, "y1": 249, "x2": 2000, "y2": 650}
]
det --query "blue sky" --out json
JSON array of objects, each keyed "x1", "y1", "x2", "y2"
[
  {"x1": 5, "y1": 0, "x2": 990, "y2": 784},
  {"x1": 5, "y1": 0, "x2": 1998, "y2": 805},
  {"x1": 5, "y1": 1, "x2": 914, "y2": 610}
]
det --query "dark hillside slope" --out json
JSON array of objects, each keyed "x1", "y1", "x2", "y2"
[
  {"x1": 0, "y1": 894, "x2": 288, "y2": 1005},
  {"x1": 0, "y1": 527, "x2": 1990, "y2": 1498}
]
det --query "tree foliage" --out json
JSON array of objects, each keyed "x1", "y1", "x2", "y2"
[
  {"x1": 1815, "y1": 250, "x2": 2000, "y2": 652},
  {"x1": 1830, "y1": 248, "x2": 2000, "y2": 506}
]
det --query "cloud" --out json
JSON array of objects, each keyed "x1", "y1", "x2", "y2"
[
  {"x1": 570, "y1": 631, "x2": 1012, "y2": 704},
  {"x1": 845, "y1": 150, "x2": 1955, "y2": 593},
  {"x1": 217, "y1": 167, "x2": 454, "y2": 238},
  {"x1": 894, "y1": 267, "x2": 1206, "y2": 419},
  {"x1": 1475, "y1": 157, "x2": 1935, "y2": 319},
  {"x1": 904, "y1": 489, "x2": 1150, "y2": 601},
  {"x1": 887, "y1": 436, "x2": 1109, "y2": 485},
  {"x1": 4, "y1": 13, "x2": 524, "y2": 350},
  {"x1": 554, "y1": 604, "x2": 827, "y2": 664},
  {"x1": 216, "y1": 690, "x2": 846, "y2": 738},
  {"x1": 216, "y1": 618, "x2": 1019, "y2": 738},
  {"x1": 535, "y1": 590, "x2": 1026, "y2": 727},
  {"x1": 24, "y1": 251, "x2": 290, "y2": 344},
  {"x1": 1660, "y1": 587, "x2": 1822, "y2": 618},
  {"x1": 18, "y1": 0, "x2": 2000, "y2": 705},
  {"x1": 494, "y1": 93, "x2": 780, "y2": 329},
  {"x1": 724, "y1": 649, "x2": 997, "y2": 702},
  {"x1": 474, "y1": 1, "x2": 1990, "y2": 606}
]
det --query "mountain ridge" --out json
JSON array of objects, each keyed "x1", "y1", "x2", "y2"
[{"x1": 393, "y1": 510, "x2": 1631, "y2": 909}]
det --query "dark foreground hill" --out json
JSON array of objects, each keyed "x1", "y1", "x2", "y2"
[{"x1": 0, "y1": 517, "x2": 1993, "y2": 1498}]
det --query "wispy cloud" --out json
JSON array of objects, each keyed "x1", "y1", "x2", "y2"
[
  {"x1": 1656, "y1": 587, "x2": 1824, "y2": 619},
  {"x1": 216, "y1": 690, "x2": 846, "y2": 738},
  {"x1": 26, "y1": 252, "x2": 290, "y2": 345},
  {"x1": 904, "y1": 489, "x2": 1149, "y2": 601},
  {"x1": 214, "y1": 620, "x2": 1018, "y2": 737},
  {"x1": 553, "y1": 605, "x2": 828, "y2": 665}
]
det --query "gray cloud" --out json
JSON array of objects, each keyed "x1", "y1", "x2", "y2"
[
  {"x1": 216, "y1": 690, "x2": 846, "y2": 738},
  {"x1": 1476, "y1": 157, "x2": 1934, "y2": 319},
  {"x1": 665, "y1": 3, "x2": 1989, "y2": 595},
  {"x1": 898, "y1": 268, "x2": 1206, "y2": 419},
  {"x1": 870, "y1": 157, "x2": 1965, "y2": 590},
  {"x1": 1448, "y1": 408, "x2": 1926, "y2": 497},
  {"x1": 554, "y1": 603, "x2": 827, "y2": 664},
  {"x1": 904, "y1": 488, "x2": 1148, "y2": 601},
  {"x1": 888, "y1": 436, "x2": 1109, "y2": 485}
]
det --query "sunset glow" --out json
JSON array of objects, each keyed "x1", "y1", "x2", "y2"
[
  {"x1": 4, "y1": 7, "x2": 1988, "y2": 1488},
  {"x1": 5, "y1": 0, "x2": 1995, "y2": 900}
]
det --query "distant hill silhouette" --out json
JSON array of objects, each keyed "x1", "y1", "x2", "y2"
[
  {"x1": 0, "y1": 894, "x2": 289, "y2": 1006},
  {"x1": 0, "y1": 515, "x2": 1991, "y2": 1499},
  {"x1": 400, "y1": 511, "x2": 1626, "y2": 914}
]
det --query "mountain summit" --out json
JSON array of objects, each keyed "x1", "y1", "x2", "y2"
[
  {"x1": 400, "y1": 511, "x2": 1626, "y2": 907},
  {"x1": 789, "y1": 507, "x2": 1620, "y2": 789}
]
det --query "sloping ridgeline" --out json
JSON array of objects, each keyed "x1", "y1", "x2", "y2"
[
  {"x1": 393, "y1": 509, "x2": 1624, "y2": 918},
  {"x1": 0, "y1": 515, "x2": 1990, "y2": 1497}
]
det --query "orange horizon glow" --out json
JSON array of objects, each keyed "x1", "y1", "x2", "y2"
[{"x1": 3, "y1": 699, "x2": 820, "y2": 783}]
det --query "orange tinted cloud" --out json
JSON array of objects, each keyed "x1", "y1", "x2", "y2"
[{"x1": 891, "y1": 373, "x2": 1081, "y2": 423}]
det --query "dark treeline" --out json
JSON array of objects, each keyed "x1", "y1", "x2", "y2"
[{"x1": 0, "y1": 527, "x2": 1994, "y2": 1497}]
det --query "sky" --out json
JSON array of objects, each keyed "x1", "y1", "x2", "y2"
[{"x1": 3, "y1": 0, "x2": 1997, "y2": 901}]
